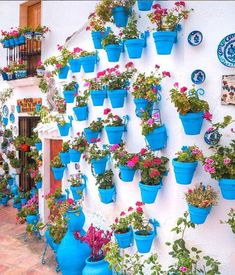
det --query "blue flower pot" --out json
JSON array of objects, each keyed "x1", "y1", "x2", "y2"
[
  {"x1": 13, "y1": 202, "x2": 22, "y2": 210},
  {"x1": 79, "y1": 56, "x2": 97, "y2": 73},
  {"x1": 139, "y1": 181, "x2": 162, "y2": 204},
  {"x1": 30, "y1": 188, "x2": 37, "y2": 198},
  {"x1": 92, "y1": 31, "x2": 105, "y2": 49},
  {"x1": 15, "y1": 70, "x2": 27, "y2": 79},
  {"x1": 52, "y1": 240, "x2": 60, "y2": 253},
  {"x1": 179, "y1": 112, "x2": 204, "y2": 135},
  {"x1": 54, "y1": 194, "x2": 66, "y2": 203},
  {"x1": 1, "y1": 196, "x2": 9, "y2": 206},
  {"x1": 90, "y1": 90, "x2": 107, "y2": 106},
  {"x1": 9, "y1": 38, "x2": 15, "y2": 47},
  {"x1": 114, "y1": 228, "x2": 133, "y2": 249},
  {"x1": 13, "y1": 37, "x2": 20, "y2": 45},
  {"x1": 105, "y1": 125, "x2": 125, "y2": 144},
  {"x1": 219, "y1": 178, "x2": 235, "y2": 200},
  {"x1": 112, "y1": 6, "x2": 129, "y2": 27},
  {"x1": 66, "y1": 208, "x2": 85, "y2": 232},
  {"x1": 57, "y1": 123, "x2": 71, "y2": 137},
  {"x1": 125, "y1": 39, "x2": 145, "y2": 59},
  {"x1": 69, "y1": 149, "x2": 82, "y2": 162},
  {"x1": 26, "y1": 214, "x2": 39, "y2": 225},
  {"x1": 134, "y1": 231, "x2": 155, "y2": 253},
  {"x1": 35, "y1": 142, "x2": 42, "y2": 151},
  {"x1": 119, "y1": 165, "x2": 136, "y2": 182},
  {"x1": 99, "y1": 187, "x2": 115, "y2": 204},
  {"x1": 172, "y1": 159, "x2": 198, "y2": 185},
  {"x1": 21, "y1": 198, "x2": 27, "y2": 205},
  {"x1": 2, "y1": 40, "x2": 10, "y2": 48},
  {"x1": 153, "y1": 31, "x2": 177, "y2": 55},
  {"x1": 18, "y1": 35, "x2": 26, "y2": 45},
  {"x1": 145, "y1": 125, "x2": 167, "y2": 151},
  {"x1": 59, "y1": 152, "x2": 70, "y2": 165},
  {"x1": 63, "y1": 90, "x2": 75, "y2": 103},
  {"x1": 188, "y1": 204, "x2": 211, "y2": 224},
  {"x1": 35, "y1": 181, "x2": 42, "y2": 189},
  {"x1": 134, "y1": 98, "x2": 152, "y2": 117},
  {"x1": 16, "y1": 105, "x2": 21, "y2": 113},
  {"x1": 45, "y1": 229, "x2": 54, "y2": 249},
  {"x1": 8, "y1": 178, "x2": 14, "y2": 186},
  {"x1": 70, "y1": 185, "x2": 85, "y2": 201},
  {"x1": 91, "y1": 157, "x2": 108, "y2": 174},
  {"x1": 137, "y1": 0, "x2": 153, "y2": 11},
  {"x1": 69, "y1": 58, "x2": 81, "y2": 73},
  {"x1": 84, "y1": 128, "x2": 99, "y2": 144},
  {"x1": 58, "y1": 65, "x2": 69, "y2": 79},
  {"x1": 51, "y1": 166, "x2": 65, "y2": 180},
  {"x1": 107, "y1": 89, "x2": 127, "y2": 108},
  {"x1": 1, "y1": 72, "x2": 8, "y2": 80},
  {"x1": 105, "y1": 44, "x2": 122, "y2": 62},
  {"x1": 36, "y1": 104, "x2": 41, "y2": 112},
  {"x1": 83, "y1": 258, "x2": 112, "y2": 275},
  {"x1": 2, "y1": 117, "x2": 8, "y2": 126},
  {"x1": 73, "y1": 105, "x2": 88, "y2": 121}
]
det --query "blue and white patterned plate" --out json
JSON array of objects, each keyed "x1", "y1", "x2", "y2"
[
  {"x1": 191, "y1": 69, "x2": 206, "y2": 84},
  {"x1": 188, "y1": 31, "x2": 203, "y2": 46},
  {"x1": 9, "y1": 113, "x2": 15, "y2": 123},
  {"x1": 2, "y1": 105, "x2": 9, "y2": 117},
  {"x1": 217, "y1": 33, "x2": 235, "y2": 67}
]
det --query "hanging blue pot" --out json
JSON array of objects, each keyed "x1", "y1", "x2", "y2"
[
  {"x1": 107, "y1": 89, "x2": 127, "y2": 108},
  {"x1": 119, "y1": 165, "x2": 136, "y2": 182},
  {"x1": 52, "y1": 240, "x2": 60, "y2": 253},
  {"x1": 2, "y1": 117, "x2": 8, "y2": 126},
  {"x1": 57, "y1": 123, "x2": 71, "y2": 137},
  {"x1": 137, "y1": 0, "x2": 153, "y2": 11},
  {"x1": 13, "y1": 37, "x2": 20, "y2": 45},
  {"x1": 114, "y1": 228, "x2": 133, "y2": 249},
  {"x1": 2, "y1": 40, "x2": 10, "y2": 48},
  {"x1": 125, "y1": 39, "x2": 145, "y2": 59},
  {"x1": 84, "y1": 128, "x2": 99, "y2": 144},
  {"x1": 18, "y1": 35, "x2": 26, "y2": 45},
  {"x1": 35, "y1": 142, "x2": 42, "y2": 151},
  {"x1": 105, "y1": 125, "x2": 125, "y2": 144},
  {"x1": 30, "y1": 188, "x2": 37, "y2": 198},
  {"x1": 73, "y1": 105, "x2": 88, "y2": 121},
  {"x1": 36, "y1": 104, "x2": 41, "y2": 112},
  {"x1": 134, "y1": 230, "x2": 155, "y2": 253},
  {"x1": 79, "y1": 55, "x2": 97, "y2": 73},
  {"x1": 92, "y1": 31, "x2": 106, "y2": 49},
  {"x1": 8, "y1": 178, "x2": 14, "y2": 186},
  {"x1": 153, "y1": 31, "x2": 177, "y2": 55},
  {"x1": 112, "y1": 6, "x2": 129, "y2": 27},
  {"x1": 82, "y1": 257, "x2": 112, "y2": 275},
  {"x1": 1, "y1": 196, "x2": 9, "y2": 206},
  {"x1": 218, "y1": 178, "x2": 235, "y2": 200},
  {"x1": 90, "y1": 90, "x2": 107, "y2": 106},
  {"x1": 91, "y1": 157, "x2": 108, "y2": 174},
  {"x1": 139, "y1": 181, "x2": 162, "y2": 204},
  {"x1": 179, "y1": 112, "x2": 204, "y2": 135},
  {"x1": 59, "y1": 152, "x2": 70, "y2": 165},
  {"x1": 70, "y1": 185, "x2": 85, "y2": 201},
  {"x1": 188, "y1": 204, "x2": 211, "y2": 224},
  {"x1": 11, "y1": 184, "x2": 18, "y2": 196},
  {"x1": 45, "y1": 229, "x2": 54, "y2": 249},
  {"x1": 63, "y1": 90, "x2": 75, "y2": 103},
  {"x1": 69, "y1": 149, "x2": 82, "y2": 162},
  {"x1": 145, "y1": 125, "x2": 167, "y2": 151},
  {"x1": 58, "y1": 65, "x2": 69, "y2": 79},
  {"x1": 98, "y1": 187, "x2": 115, "y2": 204},
  {"x1": 69, "y1": 58, "x2": 81, "y2": 73},
  {"x1": 133, "y1": 98, "x2": 152, "y2": 117},
  {"x1": 172, "y1": 159, "x2": 198, "y2": 185},
  {"x1": 51, "y1": 166, "x2": 65, "y2": 181},
  {"x1": 105, "y1": 44, "x2": 122, "y2": 62},
  {"x1": 21, "y1": 198, "x2": 27, "y2": 205},
  {"x1": 9, "y1": 38, "x2": 15, "y2": 47},
  {"x1": 35, "y1": 181, "x2": 42, "y2": 189},
  {"x1": 26, "y1": 214, "x2": 39, "y2": 225},
  {"x1": 16, "y1": 105, "x2": 21, "y2": 113}
]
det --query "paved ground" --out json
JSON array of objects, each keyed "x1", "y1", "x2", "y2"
[{"x1": 0, "y1": 201, "x2": 57, "y2": 274}]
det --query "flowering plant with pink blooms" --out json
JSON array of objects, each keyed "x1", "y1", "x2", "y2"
[
  {"x1": 85, "y1": 143, "x2": 110, "y2": 163},
  {"x1": 111, "y1": 207, "x2": 133, "y2": 234},
  {"x1": 36, "y1": 60, "x2": 45, "y2": 70},
  {"x1": 141, "y1": 111, "x2": 162, "y2": 136},
  {"x1": 103, "y1": 108, "x2": 126, "y2": 126},
  {"x1": 86, "y1": 12, "x2": 106, "y2": 32},
  {"x1": 175, "y1": 146, "x2": 204, "y2": 162}
]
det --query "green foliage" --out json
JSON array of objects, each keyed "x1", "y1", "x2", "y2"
[
  {"x1": 103, "y1": 112, "x2": 124, "y2": 126},
  {"x1": 101, "y1": 31, "x2": 121, "y2": 48},
  {"x1": 3, "y1": 129, "x2": 13, "y2": 138},
  {"x1": 34, "y1": 172, "x2": 42, "y2": 182},
  {"x1": 39, "y1": 78, "x2": 48, "y2": 93},
  {"x1": 221, "y1": 208, "x2": 235, "y2": 234},
  {"x1": 75, "y1": 90, "x2": 89, "y2": 107},
  {"x1": 79, "y1": 50, "x2": 96, "y2": 57},
  {"x1": 70, "y1": 135, "x2": 88, "y2": 153},
  {"x1": 10, "y1": 157, "x2": 21, "y2": 169},
  {"x1": 85, "y1": 143, "x2": 109, "y2": 163},
  {"x1": 63, "y1": 81, "x2": 77, "y2": 91},
  {"x1": 175, "y1": 145, "x2": 203, "y2": 162},
  {"x1": 141, "y1": 111, "x2": 162, "y2": 136},
  {"x1": 212, "y1": 115, "x2": 234, "y2": 130},
  {"x1": 61, "y1": 141, "x2": 70, "y2": 152},
  {"x1": 67, "y1": 171, "x2": 83, "y2": 187},
  {"x1": 50, "y1": 156, "x2": 63, "y2": 168},
  {"x1": 88, "y1": 119, "x2": 104, "y2": 132},
  {"x1": 49, "y1": 217, "x2": 67, "y2": 244},
  {"x1": 122, "y1": 13, "x2": 140, "y2": 40},
  {"x1": 96, "y1": 169, "x2": 114, "y2": 189}
]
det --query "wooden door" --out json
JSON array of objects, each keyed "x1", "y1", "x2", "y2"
[
  {"x1": 50, "y1": 140, "x2": 63, "y2": 192},
  {"x1": 27, "y1": 2, "x2": 41, "y2": 28}
]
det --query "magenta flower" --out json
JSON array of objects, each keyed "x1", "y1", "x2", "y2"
[
  {"x1": 127, "y1": 160, "x2": 135, "y2": 168},
  {"x1": 147, "y1": 118, "x2": 155, "y2": 125},
  {"x1": 180, "y1": 86, "x2": 188, "y2": 93},
  {"x1": 224, "y1": 158, "x2": 231, "y2": 165},
  {"x1": 203, "y1": 111, "x2": 213, "y2": 121},
  {"x1": 153, "y1": 112, "x2": 160, "y2": 119},
  {"x1": 162, "y1": 71, "x2": 171, "y2": 77},
  {"x1": 56, "y1": 63, "x2": 62, "y2": 69},
  {"x1": 174, "y1": 82, "x2": 179, "y2": 88},
  {"x1": 205, "y1": 158, "x2": 214, "y2": 165},
  {"x1": 209, "y1": 167, "x2": 216, "y2": 174},
  {"x1": 110, "y1": 144, "x2": 119, "y2": 152},
  {"x1": 192, "y1": 148, "x2": 200, "y2": 155},
  {"x1": 204, "y1": 164, "x2": 212, "y2": 172},
  {"x1": 179, "y1": 266, "x2": 187, "y2": 272}
]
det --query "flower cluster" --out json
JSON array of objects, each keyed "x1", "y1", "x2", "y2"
[
  {"x1": 96, "y1": 170, "x2": 114, "y2": 189},
  {"x1": 85, "y1": 143, "x2": 109, "y2": 163},
  {"x1": 103, "y1": 109, "x2": 125, "y2": 126},
  {"x1": 175, "y1": 145, "x2": 204, "y2": 162},
  {"x1": 140, "y1": 111, "x2": 162, "y2": 136},
  {"x1": 86, "y1": 12, "x2": 106, "y2": 32},
  {"x1": 67, "y1": 171, "x2": 84, "y2": 187},
  {"x1": 69, "y1": 133, "x2": 88, "y2": 153}
]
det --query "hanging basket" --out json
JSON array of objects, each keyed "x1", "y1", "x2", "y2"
[
  {"x1": 79, "y1": 55, "x2": 97, "y2": 73},
  {"x1": 70, "y1": 185, "x2": 85, "y2": 201},
  {"x1": 35, "y1": 142, "x2": 42, "y2": 151},
  {"x1": 59, "y1": 151, "x2": 70, "y2": 165},
  {"x1": 69, "y1": 149, "x2": 82, "y2": 162},
  {"x1": 91, "y1": 31, "x2": 106, "y2": 49}
]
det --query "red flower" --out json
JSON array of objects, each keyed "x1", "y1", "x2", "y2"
[
  {"x1": 136, "y1": 207, "x2": 143, "y2": 214},
  {"x1": 180, "y1": 1, "x2": 186, "y2": 7},
  {"x1": 125, "y1": 62, "x2": 134, "y2": 68},
  {"x1": 67, "y1": 198, "x2": 74, "y2": 204},
  {"x1": 180, "y1": 86, "x2": 188, "y2": 93},
  {"x1": 97, "y1": 70, "x2": 106, "y2": 78},
  {"x1": 104, "y1": 108, "x2": 111, "y2": 115},
  {"x1": 152, "y1": 3, "x2": 161, "y2": 9},
  {"x1": 120, "y1": 211, "x2": 126, "y2": 216},
  {"x1": 140, "y1": 148, "x2": 147, "y2": 156},
  {"x1": 115, "y1": 218, "x2": 119, "y2": 223},
  {"x1": 149, "y1": 168, "x2": 160, "y2": 178},
  {"x1": 136, "y1": 201, "x2": 144, "y2": 207},
  {"x1": 114, "y1": 115, "x2": 120, "y2": 120},
  {"x1": 143, "y1": 159, "x2": 153, "y2": 168},
  {"x1": 153, "y1": 157, "x2": 161, "y2": 165},
  {"x1": 162, "y1": 71, "x2": 171, "y2": 77},
  {"x1": 155, "y1": 64, "x2": 160, "y2": 69},
  {"x1": 128, "y1": 207, "x2": 133, "y2": 212},
  {"x1": 77, "y1": 132, "x2": 80, "y2": 136},
  {"x1": 188, "y1": 189, "x2": 192, "y2": 193}
]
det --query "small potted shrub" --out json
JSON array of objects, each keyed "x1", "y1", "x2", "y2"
[
  {"x1": 19, "y1": 191, "x2": 30, "y2": 205},
  {"x1": 172, "y1": 146, "x2": 203, "y2": 185},
  {"x1": 13, "y1": 61, "x2": 27, "y2": 79},
  {"x1": 56, "y1": 116, "x2": 71, "y2": 137},
  {"x1": 55, "y1": 97, "x2": 67, "y2": 114},
  {"x1": 0, "y1": 189, "x2": 11, "y2": 206},
  {"x1": 36, "y1": 60, "x2": 45, "y2": 77},
  {"x1": 111, "y1": 143, "x2": 139, "y2": 182},
  {"x1": 96, "y1": 170, "x2": 115, "y2": 204},
  {"x1": 59, "y1": 142, "x2": 70, "y2": 165},
  {"x1": 103, "y1": 109, "x2": 129, "y2": 144},
  {"x1": 32, "y1": 132, "x2": 42, "y2": 151},
  {"x1": 169, "y1": 84, "x2": 210, "y2": 135},
  {"x1": 34, "y1": 25, "x2": 50, "y2": 40},
  {"x1": 138, "y1": 149, "x2": 169, "y2": 204},
  {"x1": 49, "y1": 216, "x2": 67, "y2": 252},
  {"x1": 84, "y1": 119, "x2": 104, "y2": 144},
  {"x1": 69, "y1": 134, "x2": 88, "y2": 163},
  {"x1": 13, "y1": 196, "x2": 22, "y2": 210},
  {"x1": 68, "y1": 47, "x2": 82, "y2": 73},
  {"x1": 68, "y1": 171, "x2": 86, "y2": 201},
  {"x1": 1, "y1": 66, "x2": 14, "y2": 81},
  {"x1": 63, "y1": 81, "x2": 78, "y2": 103},
  {"x1": 85, "y1": 75, "x2": 106, "y2": 106},
  {"x1": 46, "y1": 187, "x2": 66, "y2": 203},
  {"x1": 51, "y1": 156, "x2": 65, "y2": 181},
  {"x1": 137, "y1": 0, "x2": 153, "y2": 11},
  {"x1": 79, "y1": 50, "x2": 99, "y2": 73},
  {"x1": 185, "y1": 183, "x2": 218, "y2": 224},
  {"x1": 73, "y1": 90, "x2": 89, "y2": 121},
  {"x1": 101, "y1": 31, "x2": 122, "y2": 62},
  {"x1": 34, "y1": 172, "x2": 42, "y2": 189}
]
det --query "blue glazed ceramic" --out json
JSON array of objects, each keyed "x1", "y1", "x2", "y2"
[
  {"x1": 58, "y1": 65, "x2": 69, "y2": 79},
  {"x1": 54, "y1": 194, "x2": 66, "y2": 203},
  {"x1": 11, "y1": 184, "x2": 18, "y2": 196},
  {"x1": 2, "y1": 40, "x2": 10, "y2": 48},
  {"x1": 9, "y1": 113, "x2": 15, "y2": 123},
  {"x1": 188, "y1": 204, "x2": 211, "y2": 224},
  {"x1": 188, "y1": 31, "x2": 203, "y2": 46},
  {"x1": 139, "y1": 181, "x2": 162, "y2": 204},
  {"x1": 35, "y1": 181, "x2": 42, "y2": 189},
  {"x1": 172, "y1": 159, "x2": 198, "y2": 185},
  {"x1": 16, "y1": 105, "x2": 21, "y2": 113},
  {"x1": 82, "y1": 258, "x2": 112, "y2": 275},
  {"x1": 1, "y1": 196, "x2": 9, "y2": 206},
  {"x1": 13, "y1": 37, "x2": 19, "y2": 45},
  {"x1": 26, "y1": 214, "x2": 39, "y2": 225},
  {"x1": 134, "y1": 230, "x2": 155, "y2": 253},
  {"x1": 105, "y1": 125, "x2": 125, "y2": 144},
  {"x1": 69, "y1": 149, "x2": 82, "y2": 162},
  {"x1": 145, "y1": 125, "x2": 167, "y2": 151},
  {"x1": 119, "y1": 165, "x2": 136, "y2": 182},
  {"x1": 105, "y1": 44, "x2": 122, "y2": 62},
  {"x1": 30, "y1": 188, "x2": 37, "y2": 198},
  {"x1": 112, "y1": 6, "x2": 129, "y2": 27},
  {"x1": 98, "y1": 187, "x2": 115, "y2": 204},
  {"x1": 114, "y1": 228, "x2": 133, "y2": 249},
  {"x1": 18, "y1": 35, "x2": 26, "y2": 45},
  {"x1": 91, "y1": 157, "x2": 108, "y2": 174},
  {"x1": 79, "y1": 56, "x2": 97, "y2": 73},
  {"x1": 35, "y1": 142, "x2": 42, "y2": 151},
  {"x1": 125, "y1": 39, "x2": 145, "y2": 59},
  {"x1": 153, "y1": 31, "x2": 177, "y2": 55},
  {"x1": 84, "y1": 128, "x2": 99, "y2": 144},
  {"x1": 92, "y1": 31, "x2": 105, "y2": 49},
  {"x1": 9, "y1": 38, "x2": 15, "y2": 47},
  {"x1": 51, "y1": 167, "x2": 65, "y2": 181},
  {"x1": 59, "y1": 152, "x2": 70, "y2": 165},
  {"x1": 204, "y1": 128, "x2": 221, "y2": 146},
  {"x1": 8, "y1": 178, "x2": 14, "y2": 186},
  {"x1": 70, "y1": 185, "x2": 85, "y2": 201},
  {"x1": 107, "y1": 89, "x2": 127, "y2": 108},
  {"x1": 2, "y1": 117, "x2": 8, "y2": 126},
  {"x1": 217, "y1": 33, "x2": 235, "y2": 67},
  {"x1": 57, "y1": 123, "x2": 71, "y2": 137},
  {"x1": 45, "y1": 229, "x2": 54, "y2": 249},
  {"x1": 137, "y1": 0, "x2": 153, "y2": 11},
  {"x1": 191, "y1": 69, "x2": 206, "y2": 85},
  {"x1": 179, "y1": 112, "x2": 204, "y2": 135},
  {"x1": 63, "y1": 90, "x2": 75, "y2": 103},
  {"x1": 21, "y1": 198, "x2": 27, "y2": 205},
  {"x1": 73, "y1": 105, "x2": 88, "y2": 121},
  {"x1": 15, "y1": 70, "x2": 27, "y2": 79},
  {"x1": 13, "y1": 202, "x2": 22, "y2": 210},
  {"x1": 90, "y1": 90, "x2": 107, "y2": 106},
  {"x1": 69, "y1": 58, "x2": 81, "y2": 73},
  {"x1": 219, "y1": 179, "x2": 235, "y2": 200}
]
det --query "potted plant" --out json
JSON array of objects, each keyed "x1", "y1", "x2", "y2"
[
  {"x1": 138, "y1": 149, "x2": 168, "y2": 204},
  {"x1": 185, "y1": 184, "x2": 218, "y2": 224},
  {"x1": 137, "y1": 0, "x2": 153, "y2": 11},
  {"x1": 51, "y1": 155, "x2": 65, "y2": 181},
  {"x1": 169, "y1": 84, "x2": 210, "y2": 135},
  {"x1": 55, "y1": 96, "x2": 67, "y2": 114},
  {"x1": 147, "y1": 2, "x2": 192, "y2": 55},
  {"x1": 101, "y1": 31, "x2": 122, "y2": 62},
  {"x1": 141, "y1": 111, "x2": 167, "y2": 151},
  {"x1": 17, "y1": 196, "x2": 39, "y2": 225},
  {"x1": 68, "y1": 172, "x2": 86, "y2": 201},
  {"x1": 69, "y1": 133, "x2": 88, "y2": 163},
  {"x1": 46, "y1": 187, "x2": 66, "y2": 204},
  {"x1": 95, "y1": 170, "x2": 115, "y2": 204},
  {"x1": 34, "y1": 25, "x2": 50, "y2": 40},
  {"x1": 59, "y1": 142, "x2": 70, "y2": 165},
  {"x1": 63, "y1": 81, "x2": 78, "y2": 103},
  {"x1": 19, "y1": 190, "x2": 30, "y2": 205},
  {"x1": 3, "y1": 162, "x2": 9, "y2": 174},
  {"x1": 84, "y1": 119, "x2": 104, "y2": 144},
  {"x1": 203, "y1": 141, "x2": 235, "y2": 200},
  {"x1": 12, "y1": 60, "x2": 27, "y2": 79},
  {"x1": 0, "y1": 190, "x2": 11, "y2": 206},
  {"x1": 1, "y1": 30, "x2": 11, "y2": 48},
  {"x1": 13, "y1": 196, "x2": 22, "y2": 210},
  {"x1": 49, "y1": 216, "x2": 67, "y2": 252},
  {"x1": 79, "y1": 50, "x2": 99, "y2": 73},
  {"x1": 103, "y1": 109, "x2": 129, "y2": 144},
  {"x1": 13, "y1": 136, "x2": 33, "y2": 152},
  {"x1": 1, "y1": 66, "x2": 14, "y2": 81},
  {"x1": 10, "y1": 157, "x2": 21, "y2": 174},
  {"x1": 172, "y1": 146, "x2": 203, "y2": 185},
  {"x1": 85, "y1": 75, "x2": 106, "y2": 106},
  {"x1": 55, "y1": 115, "x2": 71, "y2": 137},
  {"x1": 75, "y1": 224, "x2": 112, "y2": 275},
  {"x1": 73, "y1": 90, "x2": 89, "y2": 121},
  {"x1": 19, "y1": 26, "x2": 33, "y2": 40},
  {"x1": 36, "y1": 60, "x2": 45, "y2": 77},
  {"x1": 111, "y1": 143, "x2": 139, "y2": 182},
  {"x1": 68, "y1": 47, "x2": 82, "y2": 73},
  {"x1": 34, "y1": 172, "x2": 42, "y2": 189},
  {"x1": 32, "y1": 132, "x2": 42, "y2": 151}
]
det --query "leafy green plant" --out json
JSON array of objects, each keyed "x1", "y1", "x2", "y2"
[
  {"x1": 140, "y1": 111, "x2": 162, "y2": 136},
  {"x1": 39, "y1": 78, "x2": 48, "y2": 93},
  {"x1": 87, "y1": 12, "x2": 106, "y2": 32},
  {"x1": 61, "y1": 142, "x2": 70, "y2": 153},
  {"x1": 34, "y1": 172, "x2": 42, "y2": 182},
  {"x1": 50, "y1": 156, "x2": 64, "y2": 168},
  {"x1": 70, "y1": 134, "x2": 88, "y2": 153},
  {"x1": 122, "y1": 13, "x2": 140, "y2": 40},
  {"x1": 75, "y1": 90, "x2": 89, "y2": 107},
  {"x1": 85, "y1": 143, "x2": 109, "y2": 163},
  {"x1": 103, "y1": 109, "x2": 126, "y2": 126},
  {"x1": 221, "y1": 208, "x2": 235, "y2": 234},
  {"x1": 96, "y1": 170, "x2": 114, "y2": 189},
  {"x1": 3, "y1": 129, "x2": 13, "y2": 138},
  {"x1": 175, "y1": 146, "x2": 204, "y2": 162},
  {"x1": 79, "y1": 50, "x2": 96, "y2": 57},
  {"x1": 63, "y1": 81, "x2": 77, "y2": 91},
  {"x1": 10, "y1": 158, "x2": 21, "y2": 169},
  {"x1": 88, "y1": 119, "x2": 104, "y2": 132},
  {"x1": 49, "y1": 217, "x2": 67, "y2": 244},
  {"x1": 101, "y1": 31, "x2": 121, "y2": 48},
  {"x1": 68, "y1": 171, "x2": 84, "y2": 187}
]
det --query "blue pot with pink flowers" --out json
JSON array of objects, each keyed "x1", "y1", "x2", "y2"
[
  {"x1": 172, "y1": 159, "x2": 198, "y2": 185},
  {"x1": 58, "y1": 65, "x2": 69, "y2": 79},
  {"x1": 145, "y1": 125, "x2": 167, "y2": 151},
  {"x1": 119, "y1": 165, "x2": 136, "y2": 182},
  {"x1": 179, "y1": 112, "x2": 204, "y2": 135},
  {"x1": 188, "y1": 204, "x2": 211, "y2": 224},
  {"x1": 134, "y1": 98, "x2": 152, "y2": 117},
  {"x1": 219, "y1": 178, "x2": 235, "y2": 200},
  {"x1": 84, "y1": 128, "x2": 99, "y2": 144},
  {"x1": 137, "y1": 0, "x2": 153, "y2": 11},
  {"x1": 79, "y1": 55, "x2": 98, "y2": 73}
]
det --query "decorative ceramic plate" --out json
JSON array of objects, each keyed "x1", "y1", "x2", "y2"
[
  {"x1": 191, "y1": 70, "x2": 206, "y2": 84},
  {"x1": 9, "y1": 113, "x2": 15, "y2": 123},
  {"x1": 13, "y1": 126, "x2": 18, "y2": 136},
  {"x1": 217, "y1": 33, "x2": 235, "y2": 67},
  {"x1": 188, "y1": 31, "x2": 203, "y2": 46},
  {"x1": 2, "y1": 105, "x2": 9, "y2": 117}
]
